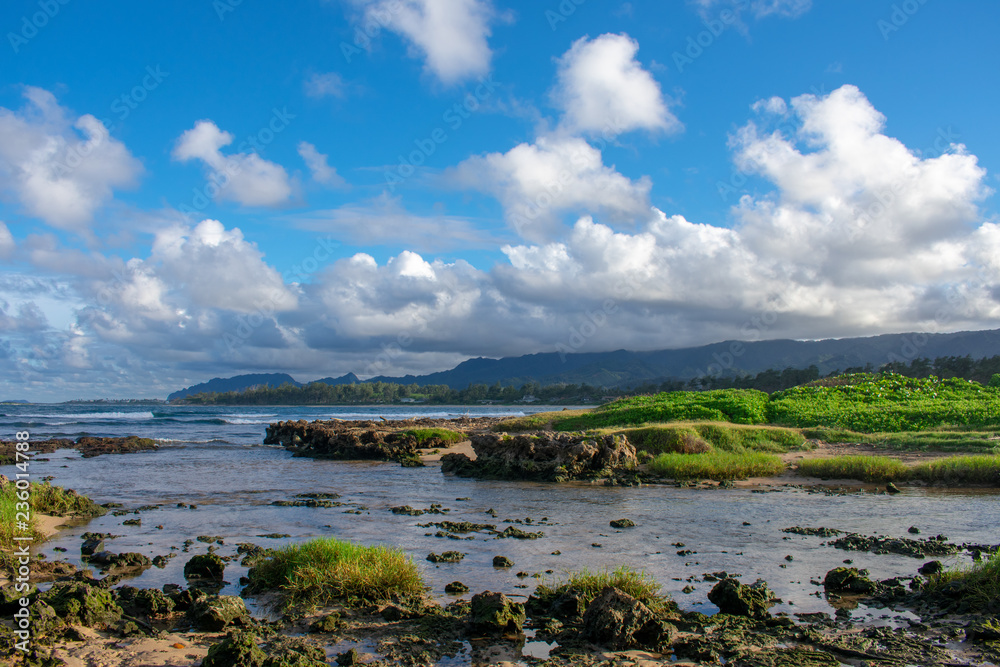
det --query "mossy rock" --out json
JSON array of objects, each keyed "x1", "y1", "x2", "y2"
[
  {"x1": 184, "y1": 553, "x2": 226, "y2": 580},
  {"x1": 310, "y1": 612, "x2": 342, "y2": 633},
  {"x1": 427, "y1": 551, "x2": 465, "y2": 563},
  {"x1": 729, "y1": 646, "x2": 841, "y2": 666},
  {"x1": 492, "y1": 555, "x2": 514, "y2": 568},
  {"x1": 41, "y1": 582, "x2": 123, "y2": 627},
  {"x1": 202, "y1": 630, "x2": 267, "y2": 667},
  {"x1": 116, "y1": 586, "x2": 175, "y2": 617},
  {"x1": 610, "y1": 518, "x2": 636, "y2": 528},
  {"x1": 707, "y1": 578, "x2": 776, "y2": 619},
  {"x1": 967, "y1": 618, "x2": 1000, "y2": 643},
  {"x1": 189, "y1": 595, "x2": 250, "y2": 631},
  {"x1": 823, "y1": 567, "x2": 877, "y2": 594},
  {"x1": 469, "y1": 591, "x2": 525, "y2": 634},
  {"x1": 581, "y1": 586, "x2": 675, "y2": 650},
  {"x1": 445, "y1": 582, "x2": 470, "y2": 594}
]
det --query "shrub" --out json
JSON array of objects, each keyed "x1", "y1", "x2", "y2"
[
  {"x1": 795, "y1": 456, "x2": 908, "y2": 483},
  {"x1": 246, "y1": 537, "x2": 425, "y2": 610}
]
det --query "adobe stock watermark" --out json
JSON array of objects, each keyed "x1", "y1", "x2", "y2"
[
  {"x1": 509, "y1": 117, "x2": 626, "y2": 238},
  {"x1": 7, "y1": 0, "x2": 71, "y2": 54},
  {"x1": 177, "y1": 107, "x2": 296, "y2": 220},
  {"x1": 672, "y1": 0, "x2": 751, "y2": 74},
  {"x1": 544, "y1": 0, "x2": 588, "y2": 31},
  {"x1": 878, "y1": 0, "x2": 931, "y2": 40},
  {"x1": 384, "y1": 76, "x2": 499, "y2": 192},
  {"x1": 692, "y1": 298, "x2": 788, "y2": 379},
  {"x1": 846, "y1": 125, "x2": 959, "y2": 243},
  {"x1": 340, "y1": 0, "x2": 403, "y2": 63},
  {"x1": 222, "y1": 235, "x2": 340, "y2": 352},
  {"x1": 554, "y1": 275, "x2": 646, "y2": 362},
  {"x1": 213, "y1": 0, "x2": 244, "y2": 21}
]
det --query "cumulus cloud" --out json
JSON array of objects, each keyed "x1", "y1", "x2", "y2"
[
  {"x1": 552, "y1": 33, "x2": 680, "y2": 136},
  {"x1": 172, "y1": 120, "x2": 294, "y2": 207},
  {"x1": 448, "y1": 135, "x2": 653, "y2": 240},
  {"x1": 298, "y1": 142, "x2": 347, "y2": 189},
  {"x1": 358, "y1": 0, "x2": 496, "y2": 84},
  {"x1": 0, "y1": 87, "x2": 143, "y2": 231}
]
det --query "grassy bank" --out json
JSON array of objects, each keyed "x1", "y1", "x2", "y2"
[
  {"x1": 246, "y1": 537, "x2": 425, "y2": 610},
  {"x1": 796, "y1": 454, "x2": 1000, "y2": 485},
  {"x1": 402, "y1": 428, "x2": 466, "y2": 446},
  {"x1": 616, "y1": 422, "x2": 808, "y2": 454},
  {"x1": 801, "y1": 427, "x2": 1000, "y2": 453},
  {"x1": 557, "y1": 390, "x2": 770, "y2": 429},
  {"x1": 648, "y1": 451, "x2": 785, "y2": 481}
]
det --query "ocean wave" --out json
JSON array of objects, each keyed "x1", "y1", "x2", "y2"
[
  {"x1": 223, "y1": 413, "x2": 277, "y2": 419},
  {"x1": 223, "y1": 418, "x2": 274, "y2": 425},
  {"x1": 16, "y1": 411, "x2": 155, "y2": 421}
]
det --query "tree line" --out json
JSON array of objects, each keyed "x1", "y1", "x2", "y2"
[{"x1": 175, "y1": 354, "x2": 1000, "y2": 405}]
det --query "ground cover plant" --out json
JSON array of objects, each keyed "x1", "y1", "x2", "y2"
[
  {"x1": 647, "y1": 451, "x2": 785, "y2": 481},
  {"x1": 768, "y1": 373, "x2": 1000, "y2": 432},
  {"x1": 801, "y1": 426, "x2": 1000, "y2": 454},
  {"x1": 926, "y1": 550, "x2": 1000, "y2": 613},
  {"x1": 245, "y1": 537, "x2": 425, "y2": 610},
  {"x1": 401, "y1": 428, "x2": 466, "y2": 446},
  {"x1": 795, "y1": 456, "x2": 909, "y2": 483},
  {"x1": 616, "y1": 422, "x2": 808, "y2": 454},
  {"x1": 553, "y1": 389, "x2": 771, "y2": 430}
]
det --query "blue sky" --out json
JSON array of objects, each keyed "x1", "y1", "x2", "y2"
[{"x1": 1, "y1": 0, "x2": 999, "y2": 401}]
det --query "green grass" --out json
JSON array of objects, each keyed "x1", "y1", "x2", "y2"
[
  {"x1": 558, "y1": 389, "x2": 770, "y2": 430},
  {"x1": 616, "y1": 422, "x2": 808, "y2": 455},
  {"x1": 535, "y1": 566, "x2": 673, "y2": 614},
  {"x1": 647, "y1": 450, "x2": 785, "y2": 481},
  {"x1": 910, "y1": 456, "x2": 1000, "y2": 485},
  {"x1": 795, "y1": 456, "x2": 909, "y2": 483},
  {"x1": 401, "y1": 428, "x2": 467, "y2": 446},
  {"x1": 795, "y1": 454, "x2": 1000, "y2": 485},
  {"x1": 770, "y1": 373, "x2": 1000, "y2": 433},
  {"x1": 491, "y1": 410, "x2": 590, "y2": 432},
  {"x1": 803, "y1": 426, "x2": 1000, "y2": 454},
  {"x1": 926, "y1": 550, "x2": 1000, "y2": 613},
  {"x1": 246, "y1": 537, "x2": 425, "y2": 610}
]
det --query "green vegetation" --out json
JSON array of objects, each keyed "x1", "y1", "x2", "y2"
[
  {"x1": 402, "y1": 428, "x2": 466, "y2": 446},
  {"x1": 535, "y1": 566, "x2": 673, "y2": 614},
  {"x1": 618, "y1": 422, "x2": 807, "y2": 454},
  {"x1": 491, "y1": 409, "x2": 590, "y2": 432},
  {"x1": 801, "y1": 427, "x2": 1000, "y2": 454},
  {"x1": 557, "y1": 389, "x2": 770, "y2": 429},
  {"x1": 769, "y1": 373, "x2": 1000, "y2": 432},
  {"x1": 246, "y1": 537, "x2": 425, "y2": 610},
  {"x1": 926, "y1": 550, "x2": 1000, "y2": 613},
  {"x1": 795, "y1": 456, "x2": 909, "y2": 483},
  {"x1": 795, "y1": 454, "x2": 1000, "y2": 485},
  {"x1": 647, "y1": 451, "x2": 785, "y2": 481},
  {"x1": 910, "y1": 456, "x2": 1000, "y2": 485}
]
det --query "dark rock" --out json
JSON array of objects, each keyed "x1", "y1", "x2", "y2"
[
  {"x1": 823, "y1": 567, "x2": 877, "y2": 594},
  {"x1": 184, "y1": 553, "x2": 225, "y2": 580},
  {"x1": 886, "y1": 482, "x2": 901, "y2": 494},
  {"x1": 41, "y1": 582, "x2": 123, "y2": 627},
  {"x1": 469, "y1": 591, "x2": 525, "y2": 634},
  {"x1": 445, "y1": 582, "x2": 470, "y2": 594},
  {"x1": 336, "y1": 648, "x2": 361, "y2": 666},
  {"x1": 189, "y1": 595, "x2": 250, "y2": 631},
  {"x1": 115, "y1": 586, "x2": 175, "y2": 617},
  {"x1": 427, "y1": 551, "x2": 465, "y2": 563},
  {"x1": 310, "y1": 613, "x2": 342, "y2": 632},
  {"x1": 80, "y1": 538, "x2": 104, "y2": 556},
  {"x1": 707, "y1": 578, "x2": 776, "y2": 619},
  {"x1": 492, "y1": 555, "x2": 514, "y2": 568},
  {"x1": 918, "y1": 560, "x2": 943, "y2": 576},
  {"x1": 263, "y1": 420, "x2": 421, "y2": 464},
  {"x1": 610, "y1": 518, "x2": 636, "y2": 528},
  {"x1": 967, "y1": 618, "x2": 1000, "y2": 643},
  {"x1": 908, "y1": 526, "x2": 921, "y2": 534},
  {"x1": 581, "y1": 586, "x2": 675, "y2": 650},
  {"x1": 201, "y1": 630, "x2": 266, "y2": 666}
]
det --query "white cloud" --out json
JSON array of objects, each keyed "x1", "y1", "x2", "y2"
[
  {"x1": 172, "y1": 120, "x2": 294, "y2": 207},
  {"x1": 297, "y1": 141, "x2": 347, "y2": 189},
  {"x1": 304, "y1": 72, "x2": 345, "y2": 98},
  {"x1": 448, "y1": 135, "x2": 653, "y2": 240},
  {"x1": 552, "y1": 33, "x2": 680, "y2": 136},
  {"x1": 0, "y1": 87, "x2": 143, "y2": 231},
  {"x1": 359, "y1": 0, "x2": 496, "y2": 84}
]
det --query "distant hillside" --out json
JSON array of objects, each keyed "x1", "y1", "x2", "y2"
[
  {"x1": 166, "y1": 328, "x2": 1000, "y2": 398},
  {"x1": 167, "y1": 373, "x2": 300, "y2": 401}
]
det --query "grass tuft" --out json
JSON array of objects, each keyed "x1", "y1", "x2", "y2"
[
  {"x1": 909, "y1": 456, "x2": 1000, "y2": 485},
  {"x1": 795, "y1": 456, "x2": 909, "y2": 483},
  {"x1": 926, "y1": 550, "x2": 1000, "y2": 613},
  {"x1": 401, "y1": 428, "x2": 466, "y2": 446},
  {"x1": 535, "y1": 566, "x2": 673, "y2": 614},
  {"x1": 246, "y1": 537, "x2": 425, "y2": 610},
  {"x1": 647, "y1": 450, "x2": 784, "y2": 481}
]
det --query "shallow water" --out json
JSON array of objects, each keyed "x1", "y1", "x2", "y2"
[{"x1": 4, "y1": 404, "x2": 999, "y2": 625}]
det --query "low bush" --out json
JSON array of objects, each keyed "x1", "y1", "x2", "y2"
[
  {"x1": 647, "y1": 451, "x2": 785, "y2": 481},
  {"x1": 795, "y1": 456, "x2": 909, "y2": 483}
]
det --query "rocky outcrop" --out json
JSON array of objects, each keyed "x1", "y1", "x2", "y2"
[
  {"x1": 581, "y1": 586, "x2": 676, "y2": 650},
  {"x1": 189, "y1": 596, "x2": 250, "y2": 631},
  {"x1": 707, "y1": 578, "x2": 776, "y2": 619},
  {"x1": 823, "y1": 567, "x2": 877, "y2": 594},
  {"x1": 469, "y1": 591, "x2": 525, "y2": 634},
  {"x1": 184, "y1": 554, "x2": 226, "y2": 580},
  {"x1": 0, "y1": 435, "x2": 157, "y2": 462},
  {"x1": 442, "y1": 432, "x2": 637, "y2": 481},
  {"x1": 263, "y1": 420, "x2": 421, "y2": 464}
]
